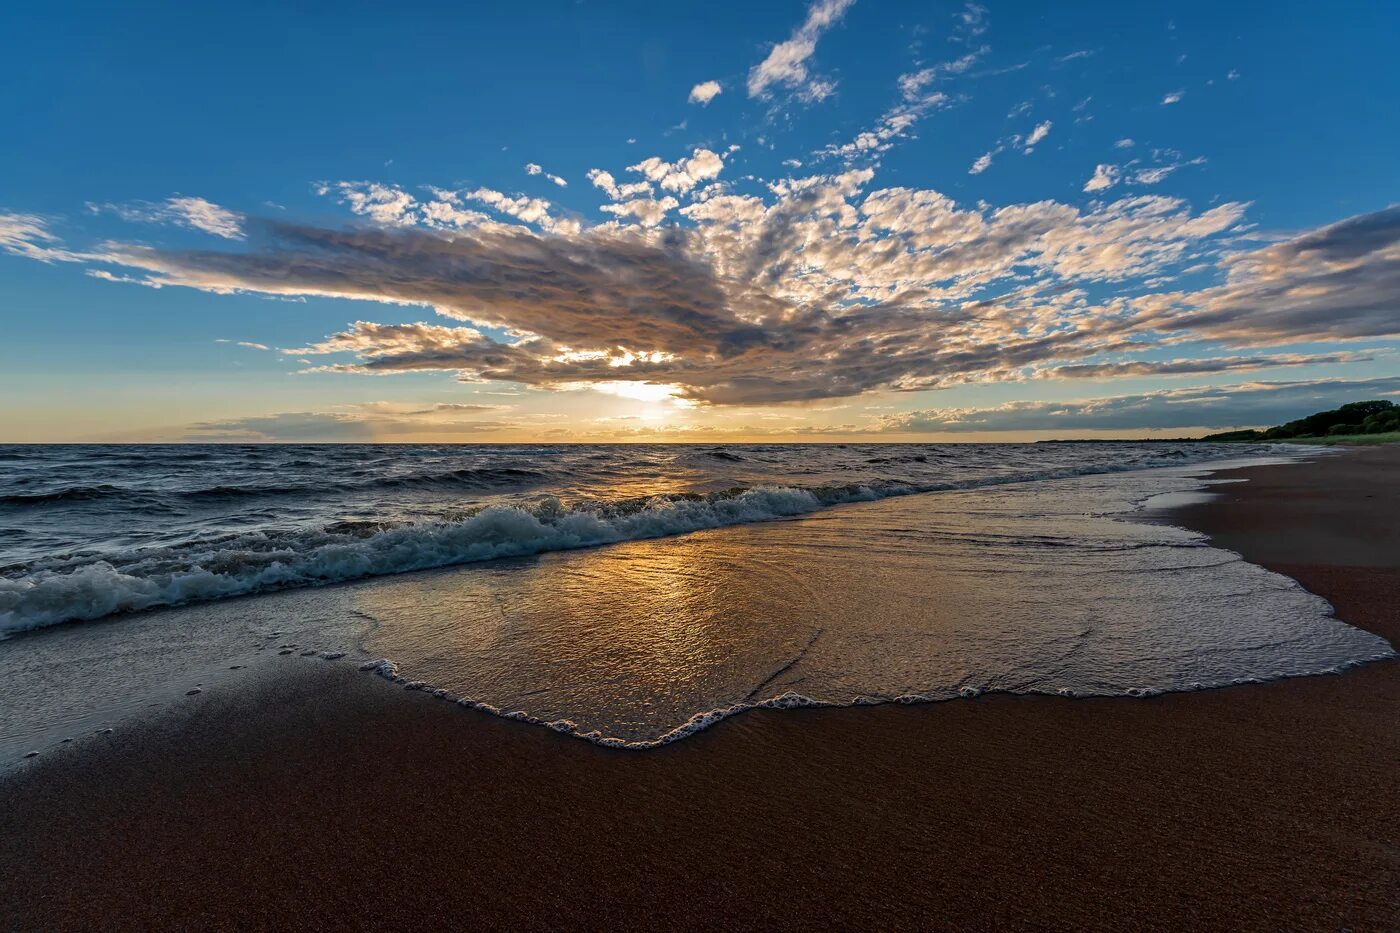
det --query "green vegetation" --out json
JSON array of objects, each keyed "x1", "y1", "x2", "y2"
[
  {"x1": 1202, "y1": 400, "x2": 1400, "y2": 443},
  {"x1": 1281, "y1": 431, "x2": 1400, "y2": 446}
]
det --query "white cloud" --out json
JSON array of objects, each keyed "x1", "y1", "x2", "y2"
[
  {"x1": 1024, "y1": 120, "x2": 1052, "y2": 150},
  {"x1": 598, "y1": 195, "x2": 680, "y2": 227},
  {"x1": 165, "y1": 197, "x2": 244, "y2": 239},
  {"x1": 1083, "y1": 164, "x2": 1120, "y2": 192},
  {"x1": 326, "y1": 182, "x2": 419, "y2": 225},
  {"x1": 465, "y1": 187, "x2": 564, "y2": 229},
  {"x1": 625, "y1": 148, "x2": 727, "y2": 194},
  {"x1": 586, "y1": 169, "x2": 651, "y2": 201},
  {"x1": 526, "y1": 163, "x2": 568, "y2": 187},
  {"x1": 0, "y1": 212, "x2": 82, "y2": 262},
  {"x1": 1162, "y1": 90, "x2": 1183, "y2": 105},
  {"x1": 1129, "y1": 156, "x2": 1205, "y2": 185},
  {"x1": 956, "y1": 2, "x2": 988, "y2": 41},
  {"x1": 819, "y1": 49, "x2": 976, "y2": 165},
  {"x1": 969, "y1": 117, "x2": 1050, "y2": 173},
  {"x1": 1114, "y1": 138, "x2": 1135, "y2": 149},
  {"x1": 88, "y1": 196, "x2": 244, "y2": 240},
  {"x1": 747, "y1": 0, "x2": 855, "y2": 101},
  {"x1": 688, "y1": 80, "x2": 722, "y2": 105}
]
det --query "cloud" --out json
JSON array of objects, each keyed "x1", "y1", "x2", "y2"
[
  {"x1": 598, "y1": 194, "x2": 680, "y2": 227},
  {"x1": 689, "y1": 80, "x2": 723, "y2": 105},
  {"x1": 875, "y1": 377, "x2": 1400, "y2": 433},
  {"x1": 1114, "y1": 138, "x2": 1134, "y2": 149},
  {"x1": 31, "y1": 179, "x2": 1252, "y2": 405},
  {"x1": 463, "y1": 187, "x2": 568, "y2": 229},
  {"x1": 1046, "y1": 351, "x2": 1374, "y2": 379},
  {"x1": 1084, "y1": 164, "x2": 1120, "y2": 192},
  {"x1": 1083, "y1": 153, "x2": 1205, "y2": 193},
  {"x1": 0, "y1": 213, "x2": 82, "y2": 262},
  {"x1": 1162, "y1": 90, "x2": 1183, "y2": 105},
  {"x1": 166, "y1": 197, "x2": 244, "y2": 239},
  {"x1": 747, "y1": 0, "x2": 855, "y2": 102},
  {"x1": 626, "y1": 148, "x2": 727, "y2": 194},
  {"x1": 956, "y1": 2, "x2": 988, "y2": 41},
  {"x1": 585, "y1": 169, "x2": 654, "y2": 201},
  {"x1": 968, "y1": 117, "x2": 1052, "y2": 175},
  {"x1": 88, "y1": 196, "x2": 245, "y2": 239},
  {"x1": 323, "y1": 182, "x2": 579, "y2": 234},
  {"x1": 1133, "y1": 205, "x2": 1400, "y2": 345},
  {"x1": 819, "y1": 47, "x2": 981, "y2": 164},
  {"x1": 526, "y1": 163, "x2": 568, "y2": 187},
  {"x1": 184, "y1": 408, "x2": 517, "y2": 442},
  {"x1": 14, "y1": 155, "x2": 1395, "y2": 413},
  {"x1": 322, "y1": 182, "x2": 420, "y2": 225}
]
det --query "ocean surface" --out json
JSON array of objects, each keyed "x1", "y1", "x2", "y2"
[{"x1": 0, "y1": 443, "x2": 1393, "y2": 757}]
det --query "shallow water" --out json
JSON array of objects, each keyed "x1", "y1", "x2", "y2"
[{"x1": 0, "y1": 450, "x2": 1391, "y2": 760}]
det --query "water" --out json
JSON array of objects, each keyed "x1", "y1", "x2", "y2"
[
  {"x1": 0, "y1": 442, "x2": 1300, "y2": 635},
  {"x1": 0, "y1": 443, "x2": 1392, "y2": 758}
]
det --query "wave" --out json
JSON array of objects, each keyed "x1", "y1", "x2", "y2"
[
  {"x1": 0, "y1": 465, "x2": 550, "y2": 509},
  {"x1": 700, "y1": 449, "x2": 746, "y2": 462},
  {"x1": 183, "y1": 465, "x2": 550, "y2": 499},
  {"x1": 0, "y1": 484, "x2": 139, "y2": 505},
  {"x1": 0, "y1": 448, "x2": 1278, "y2": 637},
  {"x1": 0, "y1": 485, "x2": 875, "y2": 636}
]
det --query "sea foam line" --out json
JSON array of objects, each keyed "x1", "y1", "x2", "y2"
[{"x1": 353, "y1": 640, "x2": 1397, "y2": 750}]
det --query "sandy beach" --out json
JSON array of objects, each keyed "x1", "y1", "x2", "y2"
[{"x1": 1, "y1": 446, "x2": 1396, "y2": 931}]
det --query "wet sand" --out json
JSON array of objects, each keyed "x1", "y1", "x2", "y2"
[{"x1": 1, "y1": 446, "x2": 1397, "y2": 931}]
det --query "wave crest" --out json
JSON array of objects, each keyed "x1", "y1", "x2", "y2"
[{"x1": 0, "y1": 485, "x2": 863, "y2": 636}]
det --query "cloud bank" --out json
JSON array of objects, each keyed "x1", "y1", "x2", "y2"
[{"x1": 5, "y1": 176, "x2": 1397, "y2": 409}]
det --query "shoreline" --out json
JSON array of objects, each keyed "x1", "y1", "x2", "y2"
[{"x1": 2, "y1": 447, "x2": 1397, "y2": 930}]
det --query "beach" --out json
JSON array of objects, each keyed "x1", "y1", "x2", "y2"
[{"x1": 1, "y1": 445, "x2": 1397, "y2": 931}]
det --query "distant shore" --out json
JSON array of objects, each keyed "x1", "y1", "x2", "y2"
[{"x1": 2, "y1": 447, "x2": 1397, "y2": 931}]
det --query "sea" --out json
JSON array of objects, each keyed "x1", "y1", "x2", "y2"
[{"x1": 0, "y1": 442, "x2": 1393, "y2": 758}]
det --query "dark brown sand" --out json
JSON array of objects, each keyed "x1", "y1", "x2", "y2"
[{"x1": 2, "y1": 447, "x2": 1397, "y2": 932}]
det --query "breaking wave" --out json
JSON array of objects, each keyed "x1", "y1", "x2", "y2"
[{"x1": 0, "y1": 485, "x2": 873, "y2": 636}]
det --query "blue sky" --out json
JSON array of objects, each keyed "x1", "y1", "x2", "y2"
[{"x1": 2, "y1": 0, "x2": 1397, "y2": 441}]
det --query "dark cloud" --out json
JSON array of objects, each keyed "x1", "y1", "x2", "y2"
[
  {"x1": 1136, "y1": 206, "x2": 1400, "y2": 344},
  {"x1": 1047, "y1": 351, "x2": 1373, "y2": 379},
  {"x1": 877, "y1": 377, "x2": 1400, "y2": 433},
  {"x1": 184, "y1": 410, "x2": 517, "y2": 442}
]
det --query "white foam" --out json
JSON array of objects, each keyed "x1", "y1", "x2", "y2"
[
  {"x1": 343, "y1": 645, "x2": 1393, "y2": 751},
  {"x1": 0, "y1": 486, "x2": 860, "y2": 636}
]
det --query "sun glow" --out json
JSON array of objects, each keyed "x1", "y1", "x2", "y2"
[{"x1": 589, "y1": 381, "x2": 689, "y2": 404}]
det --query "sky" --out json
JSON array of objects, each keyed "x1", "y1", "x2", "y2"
[{"x1": 2, "y1": 0, "x2": 1398, "y2": 443}]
